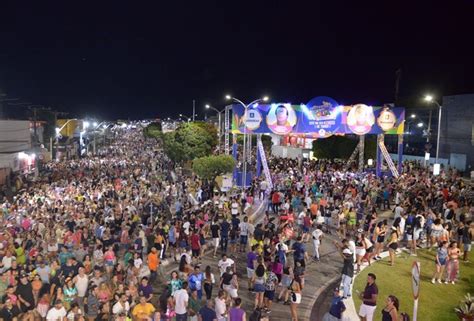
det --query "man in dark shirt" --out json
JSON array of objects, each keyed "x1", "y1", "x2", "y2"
[
  {"x1": 358, "y1": 273, "x2": 378, "y2": 321},
  {"x1": 335, "y1": 239, "x2": 354, "y2": 299},
  {"x1": 0, "y1": 297, "x2": 21, "y2": 320},
  {"x1": 199, "y1": 299, "x2": 217, "y2": 321},
  {"x1": 60, "y1": 257, "x2": 76, "y2": 279},
  {"x1": 327, "y1": 287, "x2": 346, "y2": 321},
  {"x1": 210, "y1": 221, "x2": 220, "y2": 257},
  {"x1": 16, "y1": 273, "x2": 35, "y2": 312},
  {"x1": 138, "y1": 277, "x2": 153, "y2": 301},
  {"x1": 220, "y1": 219, "x2": 230, "y2": 253},
  {"x1": 292, "y1": 236, "x2": 308, "y2": 268}
]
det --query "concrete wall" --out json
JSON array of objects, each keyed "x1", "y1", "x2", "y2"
[
  {"x1": 0, "y1": 120, "x2": 31, "y2": 153},
  {"x1": 271, "y1": 145, "x2": 303, "y2": 159}
]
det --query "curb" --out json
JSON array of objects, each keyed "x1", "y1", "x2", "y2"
[
  {"x1": 303, "y1": 275, "x2": 341, "y2": 321},
  {"x1": 344, "y1": 250, "x2": 390, "y2": 320}
]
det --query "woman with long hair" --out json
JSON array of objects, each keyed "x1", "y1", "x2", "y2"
[
  {"x1": 277, "y1": 266, "x2": 293, "y2": 304},
  {"x1": 374, "y1": 221, "x2": 386, "y2": 260},
  {"x1": 355, "y1": 231, "x2": 367, "y2": 273},
  {"x1": 432, "y1": 241, "x2": 448, "y2": 284},
  {"x1": 203, "y1": 265, "x2": 215, "y2": 300},
  {"x1": 178, "y1": 253, "x2": 192, "y2": 278},
  {"x1": 168, "y1": 271, "x2": 183, "y2": 296},
  {"x1": 63, "y1": 277, "x2": 78, "y2": 310},
  {"x1": 387, "y1": 227, "x2": 399, "y2": 266},
  {"x1": 381, "y1": 295, "x2": 399, "y2": 321},
  {"x1": 446, "y1": 241, "x2": 461, "y2": 284},
  {"x1": 252, "y1": 263, "x2": 266, "y2": 309},
  {"x1": 289, "y1": 276, "x2": 302, "y2": 321}
]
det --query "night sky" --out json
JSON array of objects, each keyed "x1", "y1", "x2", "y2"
[{"x1": 0, "y1": 1, "x2": 473, "y2": 120}]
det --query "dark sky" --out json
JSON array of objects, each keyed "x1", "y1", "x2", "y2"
[{"x1": 0, "y1": 1, "x2": 473, "y2": 120}]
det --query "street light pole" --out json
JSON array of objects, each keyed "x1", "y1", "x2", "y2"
[
  {"x1": 225, "y1": 95, "x2": 269, "y2": 189},
  {"x1": 424, "y1": 95, "x2": 443, "y2": 163},
  {"x1": 205, "y1": 105, "x2": 224, "y2": 152},
  {"x1": 435, "y1": 103, "x2": 442, "y2": 163}
]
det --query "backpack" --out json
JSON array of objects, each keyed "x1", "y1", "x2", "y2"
[{"x1": 401, "y1": 312, "x2": 410, "y2": 321}]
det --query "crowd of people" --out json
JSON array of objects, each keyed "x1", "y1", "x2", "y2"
[{"x1": 0, "y1": 123, "x2": 472, "y2": 321}]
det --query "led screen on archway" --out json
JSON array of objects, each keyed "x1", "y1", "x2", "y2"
[{"x1": 231, "y1": 103, "x2": 405, "y2": 137}]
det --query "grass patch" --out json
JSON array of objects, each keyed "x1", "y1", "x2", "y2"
[{"x1": 353, "y1": 249, "x2": 474, "y2": 321}]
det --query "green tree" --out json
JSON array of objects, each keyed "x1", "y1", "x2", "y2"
[
  {"x1": 143, "y1": 122, "x2": 162, "y2": 140},
  {"x1": 162, "y1": 131, "x2": 185, "y2": 163},
  {"x1": 192, "y1": 121, "x2": 218, "y2": 148},
  {"x1": 163, "y1": 122, "x2": 218, "y2": 163},
  {"x1": 192, "y1": 155, "x2": 235, "y2": 181},
  {"x1": 236, "y1": 134, "x2": 273, "y2": 149}
]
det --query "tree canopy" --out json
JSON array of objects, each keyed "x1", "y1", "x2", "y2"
[
  {"x1": 143, "y1": 122, "x2": 162, "y2": 140},
  {"x1": 162, "y1": 122, "x2": 218, "y2": 163},
  {"x1": 192, "y1": 155, "x2": 235, "y2": 180}
]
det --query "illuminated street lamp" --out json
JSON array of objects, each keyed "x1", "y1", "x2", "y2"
[
  {"x1": 179, "y1": 113, "x2": 192, "y2": 122},
  {"x1": 205, "y1": 104, "x2": 225, "y2": 151},
  {"x1": 410, "y1": 114, "x2": 416, "y2": 118},
  {"x1": 225, "y1": 94, "x2": 270, "y2": 189},
  {"x1": 417, "y1": 122, "x2": 423, "y2": 128},
  {"x1": 424, "y1": 94, "x2": 443, "y2": 163}
]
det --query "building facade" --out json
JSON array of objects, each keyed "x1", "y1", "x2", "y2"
[{"x1": 441, "y1": 94, "x2": 474, "y2": 172}]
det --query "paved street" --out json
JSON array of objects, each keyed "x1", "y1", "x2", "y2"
[{"x1": 156, "y1": 199, "x2": 346, "y2": 321}]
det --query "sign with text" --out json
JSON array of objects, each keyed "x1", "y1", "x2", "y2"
[{"x1": 232, "y1": 98, "x2": 405, "y2": 136}]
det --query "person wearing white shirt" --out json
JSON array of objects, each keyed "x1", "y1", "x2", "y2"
[
  {"x1": 74, "y1": 267, "x2": 89, "y2": 306},
  {"x1": 112, "y1": 294, "x2": 131, "y2": 315},
  {"x1": 46, "y1": 300, "x2": 67, "y2": 321},
  {"x1": 311, "y1": 225, "x2": 324, "y2": 261},
  {"x1": 239, "y1": 217, "x2": 250, "y2": 252},
  {"x1": 1, "y1": 251, "x2": 15, "y2": 272},
  {"x1": 215, "y1": 290, "x2": 227, "y2": 321},
  {"x1": 174, "y1": 282, "x2": 189, "y2": 320},
  {"x1": 217, "y1": 255, "x2": 235, "y2": 276},
  {"x1": 231, "y1": 200, "x2": 239, "y2": 216},
  {"x1": 394, "y1": 205, "x2": 404, "y2": 220}
]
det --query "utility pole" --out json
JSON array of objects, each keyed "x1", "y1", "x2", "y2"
[
  {"x1": 192, "y1": 100, "x2": 196, "y2": 122},
  {"x1": 28, "y1": 105, "x2": 53, "y2": 147},
  {"x1": 426, "y1": 108, "x2": 432, "y2": 143}
]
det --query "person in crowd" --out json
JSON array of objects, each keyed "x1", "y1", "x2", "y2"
[
  {"x1": 289, "y1": 275, "x2": 302, "y2": 321},
  {"x1": 0, "y1": 124, "x2": 471, "y2": 321},
  {"x1": 229, "y1": 297, "x2": 246, "y2": 321},
  {"x1": 431, "y1": 240, "x2": 448, "y2": 284},
  {"x1": 355, "y1": 231, "x2": 367, "y2": 273},
  {"x1": 335, "y1": 239, "x2": 354, "y2": 299},
  {"x1": 203, "y1": 265, "x2": 216, "y2": 300},
  {"x1": 132, "y1": 295, "x2": 156, "y2": 321},
  {"x1": 311, "y1": 224, "x2": 324, "y2": 261},
  {"x1": 188, "y1": 289, "x2": 203, "y2": 321},
  {"x1": 214, "y1": 290, "x2": 227, "y2": 321},
  {"x1": 381, "y1": 295, "x2": 399, "y2": 321},
  {"x1": 358, "y1": 273, "x2": 378, "y2": 321},
  {"x1": 199, "y1": 299, "x2": 218, "y2": 321},
  {"x1": 387, "y1": 226, "x2": 399, "y2": 266},
  {"x1": 174, "y1": 281, "x2": 189, "y2": 321},
  {"x1": 322, "y1": 287, "x2": 346, "y2": 321},
  {"x1": 446, "y1": 241, "x2": 461, "y2": 284}
]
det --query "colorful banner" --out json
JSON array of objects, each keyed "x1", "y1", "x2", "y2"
[{"x1": 232, "y1": 98, "x2": 405, "y2": 136}]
